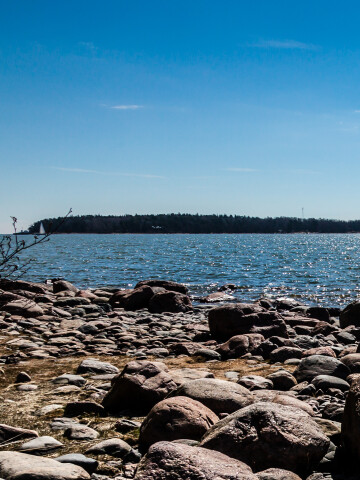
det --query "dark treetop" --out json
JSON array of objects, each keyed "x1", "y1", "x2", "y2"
[{"x1": 28, "y1": 214, "x2": 360, "y2": 234}]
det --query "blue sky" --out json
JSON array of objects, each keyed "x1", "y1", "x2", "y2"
[{"x1": 2, "y1": 1, "x2": 360, "y2": 232}]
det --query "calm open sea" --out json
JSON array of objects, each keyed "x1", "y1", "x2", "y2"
[{"x1": 9, "y1": 233, "x2": 360, "y2": 307}]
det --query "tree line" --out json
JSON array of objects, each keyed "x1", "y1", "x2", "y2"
[{"x1": 26, "y1": 214, "x2": 360, "y2": 234}]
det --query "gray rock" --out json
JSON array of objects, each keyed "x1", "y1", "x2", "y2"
[
  {"x1": 134, "y1": 441, "x2": 257, "y2": 480},
  {"x1": 168, "y1": 378, "x2": 254, "y2": 414},
  {"x1": 86, "y1": 438, "x2": 132, "y2": 458},
  {"x1": 199, "y1": 402, "x2": 329, "y2": 475},
  {"x1": 294, "y1": 355, "x2": 350, "y2": 382},
  {"x1": 256, "y1": 468, "x2": 302, "y2": 480},
  {"x1": 266, "y1": 370, "x2": 297, "y2": 391},
  {"x1": 52, "y1": 374, "x2": 86, "y2": 387},
  {"x1": 0, "y1": 451, "x2": 90, "y2": 479},
  {"x1": 76, "y1": 359, "x2": 119, "y2": 375},
  {"x1": 312, "y1": 375, "x2": 350, "y2": 392},
  {"x1": 64, "y1": 425, "x2": 99, "y2": 440},
  {"x1": 20, "y1": 436, "x2": 64, "y2": 454},
  {"x1": 56, "y1": 454, "x2": 98, "y2": 474},
  {"x1": 237, "y1": 375, "x2": 273, "y2": 390},
  {"x1": 0, "y1": 424, "x2": 38, "y2": 443},
  {"x1": 208, "y1": 304, "x2": 288, "y2": 341},
  {"x1": 139, "y1": 396, "x2": 219, "y2": 449},
  {"x1": 50, "y1": 418, "x2": 81, "y2": 431},
  {"x1": 102, "y1": 360, "x2": 177, "y2": 414}
]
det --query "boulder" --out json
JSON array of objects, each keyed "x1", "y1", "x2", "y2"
[
  {"x1": 53, "y1": 280, "x2": 79, "y2": 294},
  {"x1": 251, "y1": 391, "x2": 314, "y2": 416},
  {"x1": 199, "y1": 402, "x2": 329, "y2": 474},
  {"x1": 0, "y1": 279, "x2": 48, "y2": 294},
  {"x1": 306, "y1": 307, "x2": 330, "y2": 322},
  {"x1": 312, "y1": 375, "x2": 350, "y2": 392},
  {"x1": 139, "y1": 396, "x2": 219, "y2": 448},
  {"x1": 217, "y1": 334, "x2": 264, "y2": 359},
  {"x1": 200, "y1": 292, "x2": 234, "y2": 303},
  {"x1": 256, "y1": 468, "x2": 302, "y2": 480},
  {"x1": 340, "y1": 353, "x2": 360, "y2": 373},
  {"x1": 340, "y1": 301, "x2": 360, "y2": 328},
  {"x1": 134, "y1": 441, "x2": 257, "y2": 480},
  {"x1": 2, "y1": 299, "x2": 44, "y2": 317},
  {"x1": 76, "y1": 358, "x2": 119, "y2": 375},
  {"x1": 55, "y1": 454, "x2": 98, "y2": 474},
  {"x1": 102, "y1": 360, "x2": 177, "y2": 414},
  {"x1": 122, "y1": 286, "x2": 163, "y2": 311},
  {"x1": 269, "y1": 346, "x2": 303, "y2": 363},
  {"x1": 19, "y1": 436, "x2": 63, "y2": 454},
  {"x1": 0, "y1": 451, "x2": 89, "y2": 479},
  {"x1": 0, "y1": 424, "x2": 38, "y2": 443},
  {"x1": 168, "y1": 378, "x2": 254, "y2": 414},
  {"x1": 134, "y1": 279, "x2": 188, "y2": 294},
  {"x1": 208, "y1": 304, "x2": 288, "y2": 341},
  {"x1": 341, "y1": 375, "x2": 360, "y2": 460},
  {"x1": 302, "y1": 347, "x2": 336, "y2": 358},
  {"x1": 148, "y1": 291, "x2": 192, "y2": 313},
  {"x1": 294, "y1": 355, "x2": 350, "y2": 383},
  {"x1": 86, "y1": 438, "x2": 132, "y2": 458},
  {"x1": 237, "y1": 375, "x2": 273, "y2": 391},
  {"x1": 108, "y1": 289, "x2": 132, "y2": 308},
  {"x1": 266, "y1": 370, "x2": 297, "y2": 391},
  {"x1": 63, "y1": 401, "x2": 104, "y2": 417}
]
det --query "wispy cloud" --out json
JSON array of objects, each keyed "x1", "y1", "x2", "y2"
[
  {"x1": 224, "y1": 168, "x2": 259, "y2": 172},
  {"x1": 250, "y1": 39, "x2": 317, "y2": 50},
  {"x1": 52, "y1": 167, "x2": 164, "y2": 179},
  {"x1": 110, "y1": 105, "x2": 143, "y2": 110}
]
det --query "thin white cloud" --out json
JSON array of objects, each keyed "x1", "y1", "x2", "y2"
[
  {"x1": 110, "y1": 105, "x2": 143, "y2": 110},
  {"x1": 224, "y1": 168, "x2": 259, "y2": 172},
  {"x1": 354, "y1": 110, "x2": 360, "y2": 114},
  {"x1": 250, "y1": 39, "x2": 317, "y2": 50},
  {"x1": 52, "y1": 167, "x2": 164, "y2": 179}
]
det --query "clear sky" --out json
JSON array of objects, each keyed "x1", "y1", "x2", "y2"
[{"x1": 2, "y1": 1, "x2": 360, "y2": 232}]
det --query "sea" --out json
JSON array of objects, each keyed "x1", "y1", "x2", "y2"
[{"x1": 8, "y1": 233, "x2": 360, "y2": 307}]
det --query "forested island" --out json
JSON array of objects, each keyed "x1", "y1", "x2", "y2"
[{"x1": 27, "y1": 214, "x2": 360, "y2": 234}]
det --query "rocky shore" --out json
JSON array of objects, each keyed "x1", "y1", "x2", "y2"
[{"x1": 1, "y1": 278, "x2": 360, "y2": 479}]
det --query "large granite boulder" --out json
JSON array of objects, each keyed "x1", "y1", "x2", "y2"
[
  {"x1": 294, "y1": 355, "x2": 350, "y2": 383},
  {"x1": 134, "y1": 441, "x2": 257, "y2": 480},
  {"x1": 256, "y1": 469, "x2": 302, "y2": 480},
  {"x1": 0, "y1": 451, "x2": 90, "y2": 479},
  {"x1": 168, "y1": 378, "x2": 254, "y2": 414},
  {"x1": 341, "y1": 375, "x2": 360, "y2": 460},
  {"x1": 139, "y1": 396, "x2": 219, "y2": 448},
  {"x1": 2, "y1": 299, "x2": 44, "y2": 317},
  {"x1": 102, "y1": 360, "x2": 177, "y2": 414},
  {"x1": 208, "y1": 304, "x2": 288, "y2": 341},
  {"x1": 148, "y1": 291, "x2": 193, "y2": 313},
  {"x1": 135, "y1": 279, "x2": 188, "y2": 294},
  {"x1": 340, "y1": 301, "x2": 360, "y2": 328},
  {"x1": 217, "y1": 334, "x2": 265, "y2": 359},
  {"x1": 199, "y1": 402, "x2": 329, "y2": 474}
]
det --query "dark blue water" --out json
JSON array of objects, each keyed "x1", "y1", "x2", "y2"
[{"x1": 8, "y1": 233, "x2": 360, "y2": 307}]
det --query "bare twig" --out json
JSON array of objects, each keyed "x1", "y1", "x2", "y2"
[{"x1": 0, "y1": 209, "x2": 72, "y2": 279}]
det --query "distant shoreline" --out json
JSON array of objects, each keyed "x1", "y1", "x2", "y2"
[{"x1": 26, "y1": 213, "x2": 360, "y2": 235}]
